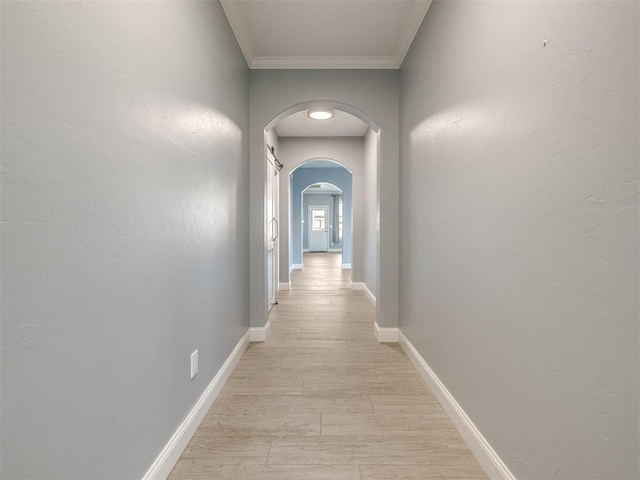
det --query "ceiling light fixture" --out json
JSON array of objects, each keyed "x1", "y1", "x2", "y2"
[{"x1": 308, "y1": 108, "x2": 334, "y2": 120}]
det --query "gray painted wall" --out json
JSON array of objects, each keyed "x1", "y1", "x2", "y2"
[
  {"x1": 399, "y1": 1, "x2": 639, "y2": 478},
  {"x1": 1, "y1": 2, "x2": 249, "y2": 478},
  {"x1": 363, "y1": 129, "x2": 379, "y2": 299}
]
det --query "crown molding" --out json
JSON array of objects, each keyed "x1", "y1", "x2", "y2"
[
  {"x1": 220, "y1": 0, "x2": 256, "y2": 67},
  {"x1": 393, "y1": 0, "x2": 433, "y2": 68},
  {"x1": 250, "y1": 55, "x2": 399, "y2": 70},
  {"x1": 221, "y1": 0, "x2": 432, "y2": 70}
]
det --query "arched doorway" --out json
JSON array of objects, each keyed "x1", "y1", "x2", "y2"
[
  {"x1": 288, "y1": 161, "x2": 352, "y2": 273},
  {"x1": 251, "y1": 99, "x2": 386, "y2": 339}
]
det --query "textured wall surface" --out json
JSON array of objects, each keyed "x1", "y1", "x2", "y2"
[
  {"x1": 1, "y1": 2, "x2": 249, "y2": 478},
  {"x1": 399, "y1": 1, "x2": 639, "y2": 478}
]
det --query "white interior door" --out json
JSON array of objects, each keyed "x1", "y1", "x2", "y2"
[
  {"x1": 308, "y1": 206, "x2": 329, "y2": 252},
  {"x1": 266, "y1": 151, "x2": 279, "y2": 310}
]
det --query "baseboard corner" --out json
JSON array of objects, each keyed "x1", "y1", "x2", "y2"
[
  {"x1": 374, "y1": 322, "x2": 399, "y2": 343},
  {"x1": 249, "y1": 320, "x2": 271, "y2": 342}
]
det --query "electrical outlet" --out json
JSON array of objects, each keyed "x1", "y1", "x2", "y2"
[{"x1": 190, "y1": 350, "x2": 198, "y2": 379}]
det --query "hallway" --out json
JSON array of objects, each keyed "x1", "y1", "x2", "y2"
[{"x1": 169, "y1": 253, "x2": 486, "y2": 479}]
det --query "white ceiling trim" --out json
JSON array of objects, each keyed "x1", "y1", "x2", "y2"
[
  {"x1": 220, "y1": 0, "x2": 255, "y2": 68},
  {"x1": 393, "y1": 0, "x2": 432, "y2": 66},
  {"x1": 251, "y1": 56, "x2": 399, "y2": 70},
  {"x1": 220, "y1": 0, "x2": 433, "y2": 70}
]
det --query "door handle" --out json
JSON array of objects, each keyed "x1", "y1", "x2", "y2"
[
  {"x1": 268, "y1": 219, "x2": 275, "y2": 241},
  {"x1": 273, "y1": 218, "x2": 279, "y2": 240}
]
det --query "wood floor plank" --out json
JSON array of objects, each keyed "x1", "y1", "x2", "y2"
[
  {"x1": 199, "y1": 412, "x2": 320, "y2": 436},
  {"x1": 221, "y1": 378, "x2": 303, "y2": 396},
  {"x1": 321, "y1": 413, "x2": 458, "y2": 436},
  {"x1": 369, "y1": 394, "x2": 443, "y2": 414},
  {"x1": 359, "y1": 464, "x2": 489, "y2": 479},
  {"x1": 210, "y1": 394, "x2": 374, "y2": 415},
  {"x1": 169, "y1": 461, "x2": 360, "y2": 480},
  {"x1": 179, "y1": 435, "x2": 272, "y2": 463},
  {"x1": 267, "y1": 435, "x2": 478, "y2": 465},
  {"x1": 303, "y1": 380, "x2": 430, "y2": 396}
]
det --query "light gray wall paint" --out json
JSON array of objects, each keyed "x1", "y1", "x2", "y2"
[
  {"x1": 1, "y1": 2, "x2": 249, "y2": 479},
  {"x1": 278, "y1": 137, "x2": 362, "y2": 283},
  {"x1": 363, "y1": 129, "x2": 379, "y2": 299},
  {"x1": 249, "y1": 70, "x2": 399, "y2": 328},
  {"x1": 399, "y1": 1, "x2": 638, "y2": 479}
]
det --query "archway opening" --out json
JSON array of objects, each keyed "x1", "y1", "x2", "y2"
[
  {"x1": 260, "y1": 101, "x2": 381, "y2": 331},
  {"x1": 302, "y1": 182, "x2": 344, "y2": 259}
]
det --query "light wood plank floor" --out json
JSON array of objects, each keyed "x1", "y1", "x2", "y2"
[{"x1": 169, "y1": 253, "x2": 487, "y2": 480}]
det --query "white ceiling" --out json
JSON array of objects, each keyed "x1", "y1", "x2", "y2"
[
  {"x1": 275, "y1": 109, "x2": 369, "y2": 137},
  {"x1": 220, "y1": 0, "x2": 432, "y2": 69}
]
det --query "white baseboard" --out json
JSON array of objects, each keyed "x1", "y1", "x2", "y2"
[
  {"x1": 142, "y1": 330, "x2": 250, "y2": 480},
  {"x1": 351, "y1": 282, "x2": 376, "y2": 307},
  {"x1": 374, "y1": 322, "x2": 399, "y2": 342},
  {"x1": 291, "y1": 263, "x2": 303, "y2": 271},
  {"x1": 279, "y1": 282, "x2": 291, "y2": 291},
  {"x1": 398, "y1": 331, "x2": 516, "y2": 480},
  {"x1": 341, "y1": 263, "x2": 352, "y2": 269},
  {"x1": 249, "y1": 320, "x2": 271, "y2": 342},
  {"x1": 303, "y1": 249, "x2": 310, "y2": 253},
  {"x1": 328, "y1": 248, "x2": 342, "y2": 252}
]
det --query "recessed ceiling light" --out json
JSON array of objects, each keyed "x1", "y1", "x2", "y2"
[{"x1": 308, "y1": 109, "x2": 334, "y2": 120}]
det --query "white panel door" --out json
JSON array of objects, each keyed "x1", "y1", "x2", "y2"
[
  {"x1": 308, "y1": 206, "x2": 329, "y2": 252},
  {"x1": 266, "y1": 152, "x2": 279, "y2": 311}
]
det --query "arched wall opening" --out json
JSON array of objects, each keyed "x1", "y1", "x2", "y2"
[
  {"x1": 276, "y1": 142, "x2": 365, "y2": 291},
  {"x1": 264, "y1": 103, "x2": 379, "y2": 325},
  {"x1": 249, "y1": 70, "x2": 400, "y2": 335},
  {"x1": 266, "y1": 100, "x2": 380, "y2": 135},
  {"x1": 289, "y1": 162, "x2": 353, "y2": 273},
  {"x1": 302, "y1": 182, "x2": 344, "y2": 258}
]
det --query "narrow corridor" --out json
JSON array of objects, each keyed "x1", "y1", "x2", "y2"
[{"x1": 169, "y1": 253, "x2": 486, "y2": 479}]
